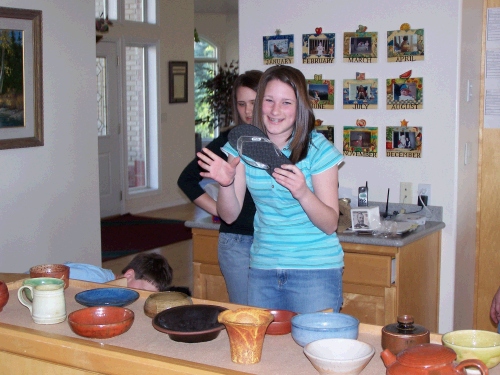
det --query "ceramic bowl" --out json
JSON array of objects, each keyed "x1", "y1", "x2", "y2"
[
  {"x1": 29, "y1": 264, "x2": 70, "y2": 289},
  {"x1": 75, "y1": 287, "x2": 140, "y2": 307},
  {"x1": 152, "y1": 304, "x2": 227, "y2": 343},
  {"x1": 143, "y1": 291, "x2": 193, "y2": 318},
  {"x1": 68, "y1": 306, "x2": 134, "y2": 339},
  {"x1": 0, "y1": 280, "x2": 9, "y2": 312},
  {"x1": 291, "y1": 312, "x2": 359, "y2": 347},
  {"x1": 266, "y1": 309, "x2": 297, "y2": 335},
  {"x1": 442, "y1": 329, "x2": 500, "y2": 369},
  {"x1": 304, "y1": 338, "x2": 375, "y2": 375}
]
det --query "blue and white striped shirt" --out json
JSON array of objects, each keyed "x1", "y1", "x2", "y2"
[{"x1": 223, "y1": 130, "x2": 344, "y2": 269}]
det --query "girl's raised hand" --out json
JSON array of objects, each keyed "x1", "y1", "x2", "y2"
[{"x1": 197, "y1": 148, "x2": 240, "y2": 187}]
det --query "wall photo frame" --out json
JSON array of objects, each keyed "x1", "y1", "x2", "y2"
[
  {"x1": 386, "y1": 126, "x2": 422, "y2": 158},
  {"x1": 0, "y1": 7, "x2": 43, "y2": 150},
  {"x1": 343, "y1": 26, "x2": 378, "y2": 63},
  {"x1": 263, "y1": 34, "x2": 294, "y2": 65},
  {"x1": 343, "y1": 126, "x2": 378, "y2": 157},
  {"x1": 168, "y1": 61, "x2": 188, "y2": 103},
  {"x1": 387, "y1": 24, "x2": 424, "y2": 62},
  {"x1": 307, "y1": 74, "x2": 334, "y2": 109}
]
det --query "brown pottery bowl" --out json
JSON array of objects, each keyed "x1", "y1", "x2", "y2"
[
  {"x1": 68, "y1": 306, "x2": 134, "y2": 339},
  {"x1": 0, "y1": 280, "x2": 9, "y2": 312},
  {"x1": 266, "y1": 309, "x2": 297, "y2": 335},
  {"x1": 30, "y1": 264, "x2": 70, "y2": 289}
]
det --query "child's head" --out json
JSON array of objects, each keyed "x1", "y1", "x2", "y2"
[
  {"x1": 232, "y1": 70, "x2": 263, "y2": 125},
  {"x1": 121, "y1": 253, "x2": 173, "y2": 291},
  {"x1": 253, "y1": 65, "x2": 315, "y2": 163}
]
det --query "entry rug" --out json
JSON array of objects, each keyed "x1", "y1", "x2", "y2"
[{"x1": 101, "y1": 214, "x2": 192, "y2": 262}]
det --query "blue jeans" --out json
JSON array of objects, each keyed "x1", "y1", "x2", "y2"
[
  {"x1": 218, "y1": 232, "x2": 253, "y2": 305},
  {"x1": 247, "y1": 267, "x2": 343, "y2": 314}
]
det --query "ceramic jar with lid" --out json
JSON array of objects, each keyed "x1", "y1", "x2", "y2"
[
  {"x1": 0, "y1": 280, "x2": 9, "y2": 312},
  {"x1": 381, "y1": 314, "x2": 430, "y2": 355}
]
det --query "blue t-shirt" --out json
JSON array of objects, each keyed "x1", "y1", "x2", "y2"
[
  {"x1": 223, "y1": 130, "x2": 344, "y2": 269},
  {"x1": 64, "y1": 262, "x2": 116, "y2": 283}
]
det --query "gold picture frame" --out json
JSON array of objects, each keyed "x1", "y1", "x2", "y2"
[{"x1": 0, "y1": 6, "x2": 43, "y2": 150}]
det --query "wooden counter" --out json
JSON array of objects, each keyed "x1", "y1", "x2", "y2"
[
  {"x1": 0, "y1": 278, "x2": 462, "y2": 375},
  {"x1": 188, "y1": 219, "x2": 443, "y2": 332}
]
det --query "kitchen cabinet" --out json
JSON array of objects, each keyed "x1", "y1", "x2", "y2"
[{"x1": 190, "y1": 224, "x2": 442, "y2": 332}]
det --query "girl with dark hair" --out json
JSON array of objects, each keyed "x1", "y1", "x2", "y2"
[{"x1": 177, "y1": 70, "x2": 263, "y2": 305}]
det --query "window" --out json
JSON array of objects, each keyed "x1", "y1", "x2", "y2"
[
  {"x1": 96, "y1": 0, "x2": 156, "y2": 24},
  {"x1": 125, "y1": 44, "x2": 159, "y2": 191},
  {"x1": 194, "y1": 38, "x2": 218, "y2": 139},
  {"x1": 96, "y1": 0, "x2": 159, "y2": 193}
]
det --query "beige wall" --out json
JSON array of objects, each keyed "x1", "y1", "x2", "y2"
[
  {"x1": 0, "y1": 0, "x2": 196, "y2": 272},
  {"x1": 194, "y1": 13, "x2": 239, "y2": 66},
  {"x1": 0, "y1": 0, "x2": 100, "y2": 270}
]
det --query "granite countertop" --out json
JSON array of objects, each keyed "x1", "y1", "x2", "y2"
[{"x1": 185, "y1": 215, "x2": 445, "y2": 248}]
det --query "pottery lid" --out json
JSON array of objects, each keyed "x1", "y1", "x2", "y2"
[
  {"x1": 397, "y1": 344, "x2": 456, "y2": 367},
  {"x1": 382, "y1": 315, "x2": 429, "y2": 337}
]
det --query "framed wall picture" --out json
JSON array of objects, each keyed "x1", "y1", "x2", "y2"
[
  {"x1": 386, "y1": 74, "x2": 423, "y2": 110},
  {"x1": 307, "y1": 74, "x2": 334, "y2": 109},
  {"x1": 386, "y1": 126, "x2": 422, "y2": 158},
  {"x1": 387, "y1": 24, "x2": 424, "y2": 62},
  {"x1": 302, "y1": 31, "x2": 335, "y2": 64},
  {"x1": 343, "y1": 126, "x2": 378, "y2": 157},
  {"x1": 343, "y1": 26, "x2": 378, "y2": 63},
  {"x1": 169, "y1": 61, "x2": 188, "y2": 103},
  {"x1": 263, "y1": 33, "x2": 294, "y2": 65},
  {"x1": 343, "y1": 78, "x2": 378, "y2": 109},
  {"x1": 0, "y1": 7, "x2": 43, "y2": 150}
]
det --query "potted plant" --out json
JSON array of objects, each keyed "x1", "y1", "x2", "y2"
[{"x1": 195, "y1": 61, "x2": 239, "y2": 138}]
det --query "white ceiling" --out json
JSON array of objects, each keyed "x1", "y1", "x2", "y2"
[{"x1": 194, "y1": 0, "x2": 238, "y2": 14}]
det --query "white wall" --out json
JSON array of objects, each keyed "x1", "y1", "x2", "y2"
[
  {"x1": 0, "y1": 0, "x2": 101, "y2": 270},
  {"x1": 195, "y1": 13, "x2": 239, "y2": 65},
  {"x1": 0, "y1": 0, "x2": 196, "y2": 272},
  {"x1": 239, "y1": 0, "x2": 483, "y2": 333}
]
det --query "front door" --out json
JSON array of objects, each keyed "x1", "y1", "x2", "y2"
[{"x1": 96, "y1": 41, "x2": 122, "y2": 218}]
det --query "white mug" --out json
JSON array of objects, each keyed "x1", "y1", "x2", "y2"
[{"x1": 18, "y1": 281, "x2": 66, "y2": 324}]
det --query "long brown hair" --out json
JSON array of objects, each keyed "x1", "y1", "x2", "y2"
[
  {"x1": 231, "y1": 70, "x2": 263, "y2": 125},
  {"x1": 253, "y1": 65, "x2": 315, "y2": 163}
]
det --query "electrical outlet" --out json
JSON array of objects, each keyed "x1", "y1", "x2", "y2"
[
  {"x1": 418, "y1": 183, "x2": 431, "y2": 205},
  {"x1": 399, "y1": 182, "x2": 412, "y2": 204}
]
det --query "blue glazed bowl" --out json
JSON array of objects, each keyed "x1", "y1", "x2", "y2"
[
  {"x1": 291, "y1": 312, "x2": 359, "y2": 347},
  {"x1": 75, "y1": 287, "x2": 140, "y2": 307}
]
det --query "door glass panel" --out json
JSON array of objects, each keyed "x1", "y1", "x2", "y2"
[
  {"x1": 125, "y1": 0, "x2": 144, "y2": 22},
  {"x1": 125, "y1": 46, "x2": 147, "y2": 189},
  {"x1": 95, "y1": 0, "x2": 106, "y2": 18},
  {"x1": 96, "y1": 57, "x2": 107, "y2": 136}
]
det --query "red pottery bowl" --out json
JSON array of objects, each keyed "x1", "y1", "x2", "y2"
[
  {"x1": 0, "y1": 280, "x2": 9, "y2": 312},
  {"x1": 266, "y1": 309, "x2": 297, "y2": 335},
  {"x1": 68, "y1": 306, "x2": 134, "y2": 339},
  {"x1": 29, "y1": 264, "x2": 70, "y2": 289}
]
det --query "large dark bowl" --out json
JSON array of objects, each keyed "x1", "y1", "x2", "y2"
[
  {"x1": 152, "y1": 304, "x2": 227, "y2": 343},
  {"x1": 75, "y1": 288, "x2": 140, "y2": 307}
]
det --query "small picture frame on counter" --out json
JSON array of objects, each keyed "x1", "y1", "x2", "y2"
[{"x1": 351, "y1": 206, "x2": 380, "y2": 231}]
